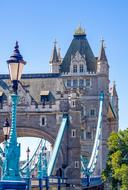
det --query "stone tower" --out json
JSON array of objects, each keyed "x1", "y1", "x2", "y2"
[
  {"x1": 59, "y1": 26, "x2": 118, "y2": 179},
  {"x1": 49, "y1": 40, "x2": 62, "y2": 73},
  {"x1": 0, "y1": 26, "x2": 118, "y2": 189}
]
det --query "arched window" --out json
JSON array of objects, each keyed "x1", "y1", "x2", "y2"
[
  {"x1": 73, "y1": 65, "x2": 77, "y2": 73},
  {"x1": 79, "y1": 64, "x2": 84, "y2": 73}
]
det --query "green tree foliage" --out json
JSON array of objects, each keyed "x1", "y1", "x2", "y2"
[{"x1": 102, "y1": 129, "x2": 128, "y2": 190}]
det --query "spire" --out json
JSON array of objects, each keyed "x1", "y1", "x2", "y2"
[
  {"x1": 110, "y1": 81, "x2": 118, "y2": 97},
  {"x1": 7, "y1": 41, "x2": 26, "y2": 64},
  {"x1": 58, "y1": 47, "x2": 62, "y2": 63},
  {"x1": 98, "y1": 38, "x2": 107, "y2": 62},
  {"x1": 50, "y1": 40, "x2": 59, "y2": 63}
]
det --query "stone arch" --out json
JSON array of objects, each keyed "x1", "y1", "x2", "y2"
[
  {"x1": 0, "y1": 126, "x2": 66, "y2": 175},
  {"x1": 17, "y1": 127, "x2": 55, "y2": 145}
]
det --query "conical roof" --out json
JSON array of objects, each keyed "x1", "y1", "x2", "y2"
[
  {"x1": 60, "y1": 28, "x2": 96, "y2": 73},
  {"x1": 110, "y1": 81, "x2": 118, "y2": 97},
  {"x1": 98, "y1": 39, "x2": 107, "y2": 62},
  {"x1": 50, "y1": 40, "x2": 59, "y2": 63}
]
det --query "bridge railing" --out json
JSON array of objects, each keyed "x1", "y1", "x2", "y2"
[
  {"x1": 24, "y1": 176, "x2": 67, "y2": 190},
  {"x1": 81, "y1": 176, "x2": 102, "y2": 187}
]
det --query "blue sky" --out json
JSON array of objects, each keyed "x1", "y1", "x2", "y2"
[{"x1": 0, "y1": 0, "x2": 128, "y2": 158}]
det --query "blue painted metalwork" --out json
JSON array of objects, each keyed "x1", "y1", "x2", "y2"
[
  {"x1": 58, "y1": 177, "x2": 61, "y2": 190},
  {"x1": 47, "y1": 114, "x2": 68, "y2": 176},
  {"x1": 81, "y1": 92, "x2": 104, "y2": 183},
  {"x1": 42, "y1": 152, "x2": 48, "y2": 177},
  {"x1": 0, "y1": 180, "x2": 27, "y2": 190},
  {"x1": 46, "y1": 177, "x2": 49, "y2": 190},
  {"x1": 37, "y1": 152, "x2": 43, "y2": 179},
  {"x1": 20, "y1": 139, "x2": 43, "y2": 172},
  {"x1": 37, "y1": 141, "x2": 47, "y2": 179},
  {"x1": 2, "y1": 94, "x2": 21, "y2": 180},
  {"x1": 87, "y1": 92, "x2": 104, "y2": 173},
  {"x1": 39, "y1": 178, "x2": 42, "y2": 190},
  {"x1": 81, "y1": 176, "x2": 102, "y2": 187}
]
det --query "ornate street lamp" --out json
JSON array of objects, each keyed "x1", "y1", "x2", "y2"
[
  {"x1": 0, "y1": 42, "x2": 27, "y2": 190},
  {"x1": 7, "y1": 41, "x2": 26, "y2": 94},
  {"x1": 3, "y1": 118, "x2": 10, "y2": 141},
  {"x1": 26, "y1": 147, "x2": 30, "y2": 161},
  {"x1": 26, "y1": 147, "x2": 30, "y2": 178},
  {"x1": 26, "y1": 147, "x2": 31, "y2": 190}
]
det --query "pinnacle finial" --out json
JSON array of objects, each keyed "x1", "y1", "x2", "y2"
[
  {"x1": 113, "y1": 81, "x2": 116, "y2": 87},
  {"x1": 110, "y1": 81, "x2": 117, "y2": 97},
  {"x1": 54, "y1": 39, "x2": 57, "y2": 46},
  {"x1": 100, "y1": 37, "x2": 106, "y2": 49},
  {"x1": 14, "y1": 41, "x2": 20, "y2": 53},
  {"x1": 58, "y1": 47, "x2": 62, "y2": 63},
  {"x1": 74, "y1": 25, "x2": 86, "y2": 36},
  {"x1": 101, "y1": 37, "x2": 104, "y2": 43},
  {"x1": 15, "y1": 41, "x2": 19, "y2": 48}
]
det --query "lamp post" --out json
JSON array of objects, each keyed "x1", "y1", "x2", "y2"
[
  {"x1": 26, "y1": 147, "x2": 30, "y2": 179},
  {"x1": 26, "y1": 147, "x2": 31, "y2": 190},
  {"x1": 37, "y1": 146, "x2": 48, "y2": 190},
  {"x1": 0, "y1": 42, "x2": 27, "y2": 190}
]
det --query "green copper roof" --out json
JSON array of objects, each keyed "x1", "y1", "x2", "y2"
[{"x1": 61, "y1": 33, "x2": 96, "y2": 73}]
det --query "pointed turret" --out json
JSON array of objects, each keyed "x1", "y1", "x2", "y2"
[
  {"x1": 98, "y1": 39, "x2": 107, "y2": 62},
  {"x1": 49, "y1": 40, "x2": 61, "y2": 73},
  {"x1": 97, "y1": 39, "x2": 109, "y2": 74},
  {"x1": 110, "y1": 81, "x2": 118, "y2": 119},
  {"x1": 50, "y1": 40, "x2": 59, "y2": 63},
  {"x1": 110, "y1": 81, "x2": 118, "y2": 97},
  {"x1": 58, "y1": 47, "x2": 62, "y2": 63}
]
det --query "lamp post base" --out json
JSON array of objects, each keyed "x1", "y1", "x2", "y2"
[{"x1": 0, "y1": 180, "x2": 26, "y2": 190}]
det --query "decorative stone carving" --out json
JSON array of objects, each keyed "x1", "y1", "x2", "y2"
[{"x1": 70, "y1": 51, "x2": 87, "y2": 74}]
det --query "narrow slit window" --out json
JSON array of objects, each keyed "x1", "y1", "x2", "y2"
[{"x1": 71, "y1": 129, "x2": 76, "y2": 137}]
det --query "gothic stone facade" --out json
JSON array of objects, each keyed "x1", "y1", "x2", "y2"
[{"x1": 0, "y1": 27, "x2": 118, "y2": 187}]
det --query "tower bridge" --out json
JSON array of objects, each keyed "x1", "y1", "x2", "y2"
[{"x1": 0, "y1": 26, "x2": 118, "y2": 189}]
